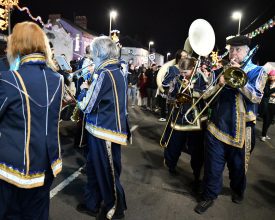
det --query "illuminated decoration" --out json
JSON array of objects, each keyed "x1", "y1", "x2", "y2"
[
  {"x1": 74, "y1": 34, "x2": 80, "y2": 52},
  {"x1": 210, "y1": 51, "x2": 219, "y2": 65},
  {"x1": 148, "y1": 53, "x2": 155, "y2": 62},
  {"x1": 210, "y1": 50, "x2": 229, "y2": 67},
  {"x1": 16, "y1": 5, "x2": 50, "y2": 27},
  {"x1": 110, "y1": 29, "x2": 122, "y2": 48},
  {"x1": 0, "y1": 1, "x2": 50, "y2": 31},
  {"x1": 245, "y1": 16, "x2": 275, "y2": 39},
  {"x1": 0, "y1": 0, "x2": 18, "y2": 30}
]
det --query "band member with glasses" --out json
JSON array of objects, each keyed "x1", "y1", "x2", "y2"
[{"x1": 195, "y1": 35, "x2": 270, "y2": 214}]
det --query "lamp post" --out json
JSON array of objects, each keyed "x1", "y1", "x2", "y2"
[
  {"x1": 109, "y1": 10, "x2": 117, "y2": 36},
  {"x1": 166, "y1": 52, "x2": 171, "y2": 62},
  {"x1": 232, "y1": 11, "x2": 242, "y2": 35},
  {"x1": 148, "y1": 41, "x2": 154, "y2": 52},
  {"x1": 148, "y1": 41, "x2": 154, "y2": 67}
]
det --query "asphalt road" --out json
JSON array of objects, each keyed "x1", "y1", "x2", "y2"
[{"x1": 49, "y1": 107, "x2": 275, "y2": 220}]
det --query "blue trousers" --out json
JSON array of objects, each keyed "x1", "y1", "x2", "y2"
[
  {"x1": 85, "y1": 134, "x2": 127, "y2": 215},
  {"x1": 164, "y1": 129, "x2": 204, "y2": 179},
  {"x1": 203, "y1": 130, "x2": 246, "y2": 200},
  {"x1": 0, "y1": 170, "x2": 53, "y2": 220}
]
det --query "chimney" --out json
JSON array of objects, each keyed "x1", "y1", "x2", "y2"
[
  {"x1": 48, "y1": 14, "x2": 61, "y2": 25},
  {"x1": 74, "y1": 16, "x2": 87, "y2": 29}
]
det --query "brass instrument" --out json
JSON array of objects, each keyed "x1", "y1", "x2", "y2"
[
  {"x1": 160, "y1": 77, "x2": 193, "y2": 148},
  {"x1": 70, "y1": 69, "x2": 96, "y2": 123},
  {"x1": 159, "y1": 19, "x2": 216, "y2": 148},
  {"x1": 68, "y1": 64, "x2": 94, "y2": 80},
  {"x1": 60, "y1": 85, "x2": 77, "y2": 121},
  {"x1": 70, "y1": 102, "x2": 81, "y2": 122},
  {"x1": 184, "y1": 66, "x2": 247, "y2": 125},
  {"x1": 184, "y1": 45, "x2": 259, "y2": 125}
]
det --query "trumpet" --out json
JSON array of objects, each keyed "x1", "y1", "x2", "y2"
[
  {"x1": 68, "y1": 64, "x2": 94, "y2": 80},
  {"x1": 184, "y1": 45, "x2": 259, "y2": 125}
]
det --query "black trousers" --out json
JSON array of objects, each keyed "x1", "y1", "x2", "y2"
[
  {"x1": 159, "y1": 96, "x2": 167, "y2": 118},
  {"x1": 262, "y1": 103, "x2": 275, "y2": 137},
  {"x1": 0, "y1": 170, "x2": 54, "y2": 220}
]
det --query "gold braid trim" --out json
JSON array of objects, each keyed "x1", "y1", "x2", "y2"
[
  {"x1": 0, "y1": 163, "x2": 44, "y2": 189},
  {"x1": 105, "y1": 70, "x2": 121, "y2": 132},
  {"x1": 20, "y1": 54, "x2": 46, "y2": 65},
  {"x1": 51, "y1": 158, "x2": 62, "y2": 177},
  {"x1": 14, "y1": 71, "x2": 31, "y2": 175},
  {"x1": 208, "y1": 93, "x2": 246, "y2": 148},
  {"x1": 245, "y1": 127, "x2": 252, "y2": 173}
]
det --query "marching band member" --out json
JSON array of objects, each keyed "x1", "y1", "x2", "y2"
[
  {"x1": 74, "y1": 45, "x2": 94, "y2": 98},
  {"x1": 195, "y1": 35, "x2": 270, "y2": 214},
  {"x1": 0, "y1": 22, "x2": 63, "y2": 219},
  {"x1": 162, "y1": 57, "x2": 207, "y2": 192},
  {"x1": 73, "y1": 45, "x2": 94, "y2": 148},
  {"x1": 76, "y1": 36, "x2": 129, "y2": 220}
]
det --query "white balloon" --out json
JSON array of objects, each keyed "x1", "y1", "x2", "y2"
[{"x1": 188, "y1": 19, "x2": 215, "y2": 57}]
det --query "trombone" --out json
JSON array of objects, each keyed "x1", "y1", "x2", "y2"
[
  {"x1": 160, "y1": 76, "x2": 193, "y2": 148},
  {"x1": 159, "y1": 18, "x2": 216, "y2": 148},
  {"x1": 184, "y1": 66, "x2": 247, "y2": 125},
  {"x1": 184, "y1": 45, "x2": 259, "y2": 125}
]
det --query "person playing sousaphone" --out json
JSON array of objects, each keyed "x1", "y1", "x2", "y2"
[{"x1": 195, "y1": 35, "x2": 272, "y2": 214}]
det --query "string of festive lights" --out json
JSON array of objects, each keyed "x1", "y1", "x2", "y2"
[
  {"x1": 245, "y1": 16, "x2": 275, "y2": 39},
  {"x1": 0, "y1": 1, "x2": 50, "y2": 31},
  {"x1": 16, "y1": 5, "x2": 50, "y2": 28}
]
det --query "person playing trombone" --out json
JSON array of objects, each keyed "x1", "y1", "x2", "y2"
[
  {"x1": 195, "y1": 35, "x2": 271, "y2": 214},
  {"x1": 162, "y1": 57, "x2": 208, "y2": 192}
]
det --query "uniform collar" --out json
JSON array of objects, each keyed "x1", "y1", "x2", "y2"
[
  {"x1": 20, "y1": 53, "x2": 46, "y2": 65},
  {"x1": 95, "y1": 58, "x2": 119, "y2": 72}
]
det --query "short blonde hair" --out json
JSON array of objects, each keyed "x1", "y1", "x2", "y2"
[{"x1": 7, "y1": 21, "x2": 56, "y2": 70}]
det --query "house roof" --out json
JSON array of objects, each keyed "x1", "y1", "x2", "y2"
[
  {"x1": 120, "y1": 35, "x2": 145, "y2": 49},
  {"x1": 58, "y1": 18, "x2": 99, "y2": 37}
]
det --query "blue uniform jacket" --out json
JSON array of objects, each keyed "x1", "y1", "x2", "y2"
[
  {"x1": 78, "y1": 59, "x2": 129, "y2": 145},
  {"x1": 0, "y1": 54, "x2": 63, "y2": 188},
  {"x1": 163, "y1": 65, "x2": 207, "y2": 128},
  {"x1": 207, "y1": 60, "x2": 268, "y2": 148}
]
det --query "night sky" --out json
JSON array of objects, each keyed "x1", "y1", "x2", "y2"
[{"x1": 9, "y1": 0, "x2": 275, "y2": 65}]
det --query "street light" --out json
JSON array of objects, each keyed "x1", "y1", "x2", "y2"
[
  {"x1": 232, "y1": 11, "x2": 242, "y2": 35},
  {"x1": 109, "y1": 10, "x2": 117, "y2": 36},
  {"x1": 148, "y1": 41, "x2": 154, "y2": 52},
  {"x1": 148, "y1": 41, "x2": 154, "y2": 67},
  {"x1": 166, "y1": 52, "x2": 171, "y2": 62}
]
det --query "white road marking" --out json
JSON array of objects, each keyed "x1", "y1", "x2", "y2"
[
  {"x1": 130, "y1": 125, "x2": 138, "y2": 132},
  {"x1": 51, "y1": 126, "x2": 139, "y2": 198},
  {"x1": 50, "y1": 166, "x2": 83, "y2": 199}
]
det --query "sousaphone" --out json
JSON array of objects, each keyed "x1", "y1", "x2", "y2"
[
  {"x1": 156, "y1": 37, "x2": 193, "y2": 93},
  {"x1": 159, "y1": 19, "x2": 215, "y2": 148}
]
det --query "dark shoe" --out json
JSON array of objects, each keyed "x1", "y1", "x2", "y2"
[
  {"x1": 112, "y1": 211, "x2": 125, "y2": 219},
  {"x1": 80, "y1": 166, "x2": 87, "y2": 175},
  {"x1": 194, "y1": 199, "x2": 214, "y2": 214},
  {"x1": 232, "y1": 192, "x2": 244, "y2": 204},
  {"x1": 163, "y1": 159, "x2": 179, "y2": 176},
  {"x1": 76, "y1": 203, "x2": 98, "y2": 217}
]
